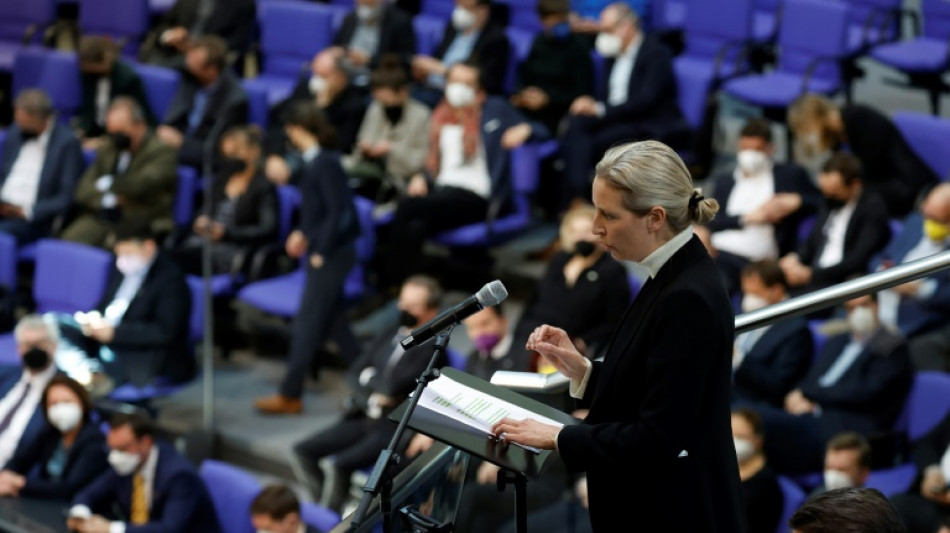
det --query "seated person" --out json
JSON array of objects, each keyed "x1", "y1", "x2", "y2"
[
  {"x1": 346, "y1": 56, "x2": 431, "y2": 203},
  {"x1": 76, "y1": 36, "x2": 154, "y2": 142},
  {"x1": 509, "y1": 203, "x2": 630, "y2": 370},
  {"x1": 0, "y1": 315, "x2": 60, "y2": 469},
  {"x1": 157, "y1": 36, "x2": 249, "y2": 169},
  {"x1": 789, "y1": 94, "x2": 940, "y2": 217},
  {"x1": 411, "y1": 0, "x2": 510, "y2": 106},
  {"x1": 561, "y1": 2, "x2": 686, "y2": 205},
  {"x1": 67, "y1": 412, "x2": 220, "y2": 533},
  {"x1": 266, "y1": 48, "x2": 369, "y2": 183},
  {"x1": 0, "y1": 375, "x2": 108, "y2": 499},
  {"x1": 62, "y1": 97, "x2": 178, "y2": 248},
  {"x1": 778, "y1": 152, "x2": 891, "y2": 296},
  {"x1": 140, "y1": 0, "x2": 256, "y2": 68},
  {"x1": 510, "y1": 0, "x2": 594, "y2": 134},
  {"x1": 732, "y1": 260, "x2": 813, "y2": 408},
  {"x1": 250, "y1": 484, "x2": 323, "y2": 533},
  {"x1": 0, "y1": 89, "x2": 83, "y2": 245},
  {"x1": 697, "y1": 118, "x2": 819, "y2": 295},
  {"x1": 291, "y1": 275, "x2": 446, "y2": 512},
  {"x1": 172, "y1": 125, "x2": 278, "y2": 276},
  {"x1": 569, "y1": 0, "x2": 650, "y2": 33},
  {"x1": 732, "y1": 408, "x2": 783, "y2": 533},
  {"x1": 871, "y1": 183, "x2": 950, "y2": 340},
  {"x1": 891, "y1": 410, "x2": 950, "y2": 533},
  {"x1": 75, "y1": 219, "x2": 193, "y2": 386},
  {"x1": 332, "y1": 0, "x2": 415, "y2": 74},
  {"x1": 378, "y1": 61, "x2": 546, "y2": 288},
  {"x1": 762, "y1": 293, "x2": 913, "y2": 474},
  {"x1": 811, "y1": 432, "x2": 872, "y2": 496},
  {"x1": 790, "y1": 487, "x2": 908, "y2": 533}
]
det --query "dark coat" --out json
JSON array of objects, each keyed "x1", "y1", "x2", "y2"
[
  {"x1": 205, "y1": 171, "x2": 279, "y2": 248},
  {"x1": 78, "y1": 60, "x2": 155, "y2": 137},
  {"x1": 0, "y1": 369, "x2": 52, "y2": 470},
  {"x1": 298, "y1": 150, "x2": 360, "y2": 257},
  {"x1": 733, "y1": 316, "x2": 814, "y2": 408},
  {"x1": 433, "y1": 23, "x2": 510, "y2": 95},
  {"x1": 333, "y1": 5, "x2": 415, "y2": 68},
  {"x1": 6, "y1": 420, "x2": 108, "y2": 499}
]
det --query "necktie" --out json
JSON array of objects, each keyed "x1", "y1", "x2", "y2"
[
  {"x1": 131, "y1": 473, "x2": 148, "y2": 525},
  {"x1": 0, "y1": 382, "x2": 31, "y2": 437}
]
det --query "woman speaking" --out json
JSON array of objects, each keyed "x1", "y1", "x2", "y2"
[{"x1": 492, "y1": 141, "x2": 746, "y2": 531}]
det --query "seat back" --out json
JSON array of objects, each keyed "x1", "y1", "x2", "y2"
[
  {"x1": 497, "y1": 0, "x2": 542, "y2": 32},
  {"x1": 841, "y1": 0, "x2": 901, "y2": 43},
  {"x1": 241, "y1": 80, "x2": 270, "y2": 129},
  {"x1": 12, "y1": 48, "x2": 81, "y2": 119},
  {"x1": 673, "y1": 59, "x2": 713, "y2": 130},
  {"x1": 0, "y1": 0, "x2": 54, "y2": 44},
  {"x1": 344, "y1": 195, "x2": 376, "y2": 301},
  {"x1": 301, "y1": 501, "x2": 342, "y2": 532},
  {"x1": 420, "y1": 0, "x2": 453, "y2": 19},
  {"x1": 892, "y1": 112, "x2": 950, "y2": 182},
  {"x1": 0, "y1": 232, "x2": 15, "y2": 291},
  {"x1": 185, "y1": 275, "x2": 205, "y2": 342},
  {"x1": 504, "y1": 27, "x2": 536, "y2": 94},
  {"x1": 775, "y1": 0, "x2": 849, "y2": 83},
  {"x1": 902, "y1": 371, "x2": 950, "y2": 441},
  {"x1": 199, "y1": 460, "x2": 260, "y2": 533},
  {"x1": 174, "y1": 166, "x2": 198, "y2": 229},
  {"x1": 775, "y1": 476, "x2": 807, "y2": 533},
  {"x1": 259, "y1": 1, "x2": 334, "y2": 78},
  {"x1": 865, "y1": 462, "x2": 918, "y2": 497},
  {"x1": 33, "y1": 239, "x2": 113, "y2": 314},
  {"x1": 132, "y1": 63, "x2": 181, "y2": 122},
  {"x1": 413, "y1": 15, "x2": 446, "y2": 56},
  {"x1": 78, "y1": 0, "x2": 150, "y2": 54},
  {"x1": 752, "y1": 0, "x2": 781, "y2": 42},
  {"x1": 276, "y1": 185, "x2": 302, "y2": 242},
  {"x1": 682, "y1": 0, "x2": 754, "y2": 60},
  {"x1": 922, "y1": 0, "x2": 950, "y2": 39},
  {"x1": 651, "y1": 0, "x2": 688, "y2": 31}
]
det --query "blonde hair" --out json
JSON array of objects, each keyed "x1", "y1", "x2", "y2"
[
  {"x1": 788, "y1": 93, "x2": 840, "y2": 148},
  {"x1": 559, "y1": 203, "x2": 596, "y2": 251},
  {"x1": 594, "y1": 140, "x2": 718, "y2": 232}
]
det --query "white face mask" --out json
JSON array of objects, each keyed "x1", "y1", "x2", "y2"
[
  {"x1": 445, "y1": 82, "x2": 476, "y2": 108},
  {"x1": 737, "y1": 149, "x2": 769, "y2": 175},
  {"x1": 823, "y1": 469, "x2": 855, "y2": 491},
  {"x1": 741, "y1": 294, "x2": 769, "y2": 314},
  {"x1": 116, "y1": 254, "x2": 148, "y2": 277},
  {"x1": 848, "y1": 305, "x2": 876, "y2": 336},
  {"x1": 356, "y1": 4, "x2": 379, "y2": 21},
  {"x1": 734, "y1": 437, "x2": 756, "y2": 463},
  {"x1": 451, "y1": 6, "x2": 476, "y2": 31},
  {"x1": 48, "y1": 402, "x2": 83, "y2": 433},
  {"x1": 308, "y1": 75, "x2": 327, "y2": 95},
  {"x1": 595, "y1": 32, "x2": 623, "y2": 58},
  {"x1": 108, "y1": 449, "x2": 142, "y2": 476}
]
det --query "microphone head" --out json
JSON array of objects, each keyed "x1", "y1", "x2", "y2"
[{"x1": 476, "y1": 280, "x2": 508, "y2": 308}]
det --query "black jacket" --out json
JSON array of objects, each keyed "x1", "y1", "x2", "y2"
[
  {"x1": 6, "y1": 420, "x2": 108, "y2": 499},
  {"x1": 733, "y1": 316, "x2": 814, "y2": 408},
  {"x1": 205, "y1": 170, "x2": 278, "y2": 248},
  {"x1": 152, "y1": 0, "x2": 256, "y2": 53},
  {"x1": 268, "y1": 80, "x2": 368, "y2": 156},
  {"x1": 333, "y1": 5, "x2": 415, "y2": 68},
  {"x1": 298, "y1": 150, "x2": 360, "y2": 257},
  {"x1": 78, "y1": 60, "x2": 155, "y2": 137},
  {"x1": 433, "y1": 23, "x2": 510, "y2": 95}
]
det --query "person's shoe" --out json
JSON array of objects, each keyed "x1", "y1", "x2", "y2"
[{"x1": 254, "y1": 394, "x2": 303, "y2": 415}]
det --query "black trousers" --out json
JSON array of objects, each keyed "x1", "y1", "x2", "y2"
[{"x1": 279, "y1": 243, "x2": 356, "y2": 399}]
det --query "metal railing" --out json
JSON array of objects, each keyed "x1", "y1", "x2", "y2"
[{"x1": 490, "y1": 250, "x2": 950, "y2": 394}]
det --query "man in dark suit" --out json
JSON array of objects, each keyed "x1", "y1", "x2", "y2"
[
  {"x1": 0, "y1": 89, "x2": 83, "y2": 245},
  {"x1": 250, "y1": 485, "x2": 323, "y2": 533},
  {"x1": 157, "y1": 36, "x2": 248, "y2": 169},
  {"x1": 779, "y1": 152, "x2": 892, "y2": 296},
  {"x1": 333, "y1": 0, "x2": 415, "y2": 72},
  {"x1": 76, "y1": 36, "x2": 154, "y2": 140},
  {"x1": 0, "y1": 315, "x2": 60, "y2": 470},
  {"x1": 891, "y1": 410, "x2": 950, "y2": 533},
  {"x1": 140, "y1": 0, "x2": 256, "y2": 67},
  {"x1": 67, "y1": 412, "x2": 220, "y2": 533},
  {"x1": 76, "y1": 219, "x2": 193, "y2": 386},
  {"x1": 62, "y1": 98, "x2": 179, "y2": 248},
  {"x1": 561, "y1": 2, "x2": 687, "y2": 204},
  {"x1": 291, "y1": 275, "x2": 445, "y2": 512},
  {"x1": 698, "y1": 118, "x2": 820, "y2": 295},
  {"x1": 410, "y1": 0, "x2": 510, "y2": 104},
  {"x1": 733, "y1": 260, "x2": 814, "y2": 408}
]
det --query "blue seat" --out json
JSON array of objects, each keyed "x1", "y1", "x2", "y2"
[
  {"x1": 0, "y1": 0, "x2": 55, "y2": 72},
  {"x1": 0, "y1": 232, "x2": 15, "y2": 293},
  {"x1": 900, "y1": 371, "x2": 950, "y2": 441},
  {"x1": 840, "y1": 0, "x2": 902, "y2": 56},
  {"x1": 413, "y1": 15, "x2": 446, "y2": 56},
  {"x1": 497, "y1": 0, "x2": 542, "y2": 33},
  {"x1": 775, "y1": 476, "x2": 807, "y2": 533},
  {"x1": 174, "y1": 166, "x2": 198, "y2": 229},
  {"x1": 751, "y1": 0, "x2": 781, "y2": 43},
  {"x1": 199, "y1": 460, "x2": 261, "y2": 533},
  {"x1": 12, "y1": 47, "x2": 82, "y2": 121},
  {"x1": 651, "y1": 0, "x2": 687, "y2": 32},
  {"x1": 78, "y1": 0, "x2": 150, "y2": 57},
  {"x1": 722, "y1": 0, "x2": 850, "y2": 110},
  {"x1": 241, "y1": 79, "x2": 270, "y2": 129},
  {"x1": 420, "y1": 0, "x2": 453, "y2": 19},
  {"x1": 301, "y1": 501, "x2": 341, "y2": 532},
  {"x1": 892, "y1": 112, "x2": 950, "y2": 181},
  {"x1": 865, "y1": 462, "x2": 918, "y2": 497},
  {"x1": 130, "y1": 62, "x2": 181, "y2": 121},
  {"x1": 504, "y1": 27, "x2": 536, "y2": 94},
  {"x1": 446, "y1": 347, "x2": 466, "y2": 371},
  {"x1": 33, "y1": 239, "x2": 113, "y2": 314}
]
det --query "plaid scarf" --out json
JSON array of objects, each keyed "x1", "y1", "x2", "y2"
[{"x1": 426, "y1": 101, "x2": 481, "y2": 176}]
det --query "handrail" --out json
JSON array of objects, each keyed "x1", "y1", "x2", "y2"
[{"x1": 490, "y1": 250, "x2": 950, "y2": 394}]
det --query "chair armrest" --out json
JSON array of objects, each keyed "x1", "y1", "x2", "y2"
[
  {"x1": 893, "y1": 7, "x2": 921, "y2": 38},
  {"x1": 712, "y1": 40, "x2": 751, "y2": 81},
  {"x1": 800, "y1": 55, "x2": 844, "y2": 93}
]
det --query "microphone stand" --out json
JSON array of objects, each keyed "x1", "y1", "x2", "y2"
[{"x1": 348, "y1": 324, "x2": 455, "y2": 532}]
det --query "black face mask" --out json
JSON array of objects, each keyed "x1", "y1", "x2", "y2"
[
  {"x1": 383, "y1": 104, "x2": 404, "y2": 126},
  {"x1": 19, "y1": 129, "x2": 40, "y2": 142},
  {"x1": 220, "y1": 156, "x2": 248, "y2": 176},
  {"x1": 398, "y1": 310, "x2": 417, "y2": 328},
  {"x1": 824, "y1": 196, "x2": 846, "y2": 211},
  {"x1": 22, "y1": 347, "x2": 50, "y2": 371},
  {"x1": 574, "y1": 241, "x2": 596, "y2": 257},
  {"x1": 110, "y1": 132, "x2": 132, "y2": 151}
]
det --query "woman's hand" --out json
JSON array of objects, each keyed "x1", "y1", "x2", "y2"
[
  {"x1": 490, "y1": 417, "x2": 560, "y2": 450},
  {"x1": 526, "y1": 325, "x2": 588, "y2": 380},
  {"x1": 285, "y1": 230, "x2": 307, "y2": 258}
]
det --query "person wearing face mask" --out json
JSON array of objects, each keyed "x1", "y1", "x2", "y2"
[
  {"x1": 788, "y1": 94, "x2": 939, "y2": 218},
  {"x1": 0, "y1": 315, "x2": 60, "y2": 471},
  {"x1": 67, "y1": 411, "x2": 221, "y2": 533},
  {"x1": 732, "y1": 260, "x2": 813, "y2": 409},
  {"x1": 561, "y1": 2, "x2": 687, "y2": 207},
  {"x1": 510, "y1": 0, "x2": 594, "y2": 134},
  {"x1": 0, "y1": 375, "x2": 107, "y2": 499},
  {"x1": 250, "y1": 485, "x2": 323, "y2": 533},
  {"x1": 410, "y1": 0, "x2": 510, "y2": 106},
  {"x1": 696, "y1": 118, "x2": 819, "y2": 296},
  {"x1": 778, "y1": 152, "x2": 891, "y2": 299},
  {"x1": 346, "y1": 55, "x2": 431, "y2": 203},
  {"x1": 0, "y1": 89, "x2": 83, "y2": 246},
  {"x1": 731, "y1": 409, "x2": 784, "y2": 533},
  {"x1": 760, "y1": 293, "x2": 913, "y2": 474},
  {"x1": 811, "y1": 432, "x2": 872, "y2": 496},
  {"x1": 63, "y1": 97, "x2": 178, "y2": 249},
  {"x1": 331, "y1": 0, "x2": 414, "y2": 73},
  {"x1": 76, "y1": 36, "x2": 154, "y2": 143}
]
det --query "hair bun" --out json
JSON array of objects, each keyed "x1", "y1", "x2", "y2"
[{"x1": 689, "y1": 188, "x2": 719, "y2": 225}]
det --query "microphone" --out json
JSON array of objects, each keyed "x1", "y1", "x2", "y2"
[{"x1": 400, "y1": 280, "x2": 508, "y2": 349}]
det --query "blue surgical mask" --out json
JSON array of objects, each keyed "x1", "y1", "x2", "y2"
[{"x1": 549, "y1": 22, "x2": 571, "y2": 40}]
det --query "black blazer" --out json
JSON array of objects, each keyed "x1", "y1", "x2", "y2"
[
  {"x1": 708, "y1": 162, "x2": 821, "y2": 257},
  {"x1": 733, "y1": 316, "x2": 814, "y2": 408},
  {"x1": 557, "y1": 237, "x2": 746, "y2": 532},
  {"x1": 267, "y1": 80, "x2": 368, "y2": 156},
  {"x1": 799, "y1": 330, "x2": 913, "y2": 439},
  {"x1": 154, "y1": 0, "x2": 256, "y2": 53},
  {"x1": 205, "y1": 170, "x2": 278, "y2": 248},
  {"x1": 333, "y1": 5, "x2": 415, "y2": 68},
  {"x1": 162, "y1": 71, "x2": 249, "y2": 168},
  {"x1": 78, "y1": 60, "x2": 155, "y2": 137},
  {"x1": 0, "y1": 123, "x2": 84, "y2": 228},
  {"x1": 96, "y1": 252, "x2": 193, "y2": 384},
  {"x1": 6, "y1": 420, "x2": 108, "y2": 499},
  {"x1": 433, "y1": 23, "x2": 510, "y2": 95},
  {"x1": 298, "y1": 150, "x2": 360, "y2": 257},
  {"x1": 797, "y1": 190, "x2": 892, "y2": 290}
]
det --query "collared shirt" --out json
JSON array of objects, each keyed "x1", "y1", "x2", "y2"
[
  {"x1": 878, "y1": 233, "x2": 945, "y2": 328},
  {"x1": 436, "y1": 124, "x2": 491, "y2": 199},
  {"x1": 429, "y1": 30, "x2": 480, "y2": 89},
  {"x1": 110, "y1": 446, "x2": 159, "y2": 533},
  {"x1": 817, "y1": 336, "x2": 866, "y2": 387},
  {"x1": 103, "y1": 257, "x2": 156, "y2": 326},
  {"x1": 606, "y1": 34, "x2": 642, "y2": 107},
  {"x1": 711, "y1": 166, "x2": 778, "y2": 261},
  {"x1": 0, "y1": 126, "x2": 52, "y2": 220},
  {"x1": 95, "y1": 77, "x2": 111, "y2": 127},
  {"x1": 940, "y1": 441, "x2": 950, "y2": 482},
  {"x1": 0, "y1": 363, "x2": 58, "y2": 467},
  {"x1": 817, "y1": 196, "x2": 859, "y2": 268},
  {"x1": 301, "y1": 145, "x2": 321, "y2": 165},
  {"x1": 187, "y1": 77, "x2": 221, "y2": 135},
  {"x1": 350, "y1": 21, "x2": 381, "y2": 58}
]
